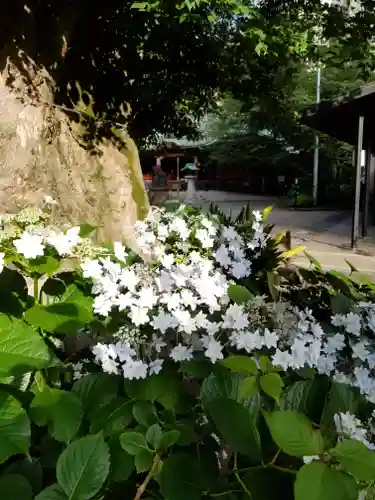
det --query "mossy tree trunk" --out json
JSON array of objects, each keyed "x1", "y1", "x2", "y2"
[{"x1": 0, "y1": 1, "x2": 149, "y2": 244}]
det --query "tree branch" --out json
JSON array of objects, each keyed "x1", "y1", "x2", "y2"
[{"x1": 133, "y1": 453, "x2": 161, "y2": 500}]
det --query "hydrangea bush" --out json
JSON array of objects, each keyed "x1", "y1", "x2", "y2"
[{"x1": 0, "y1": 204, "x2": 375, "y2": 500}]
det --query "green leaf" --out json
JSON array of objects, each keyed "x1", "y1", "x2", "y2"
[
  {"x1": 72, "y1": 373, "x2": 119, "y2": 417},
  {"x1": 0, "y1": 314, "x2": 58, "y2": 376},
  {"x1": 78, "y1": 224, "x2": 96, "y2": 238},
  {"x1": 321, "y1": 383, "x2": 359, "y2": 432},
  {"x1": 124, "y1": 372, "x2": 182, "y2": 410},
  {"x1": 227, "y1": 284, "x2": 253, "y2": 304},
  {"x1": 304, "y1": 251, "x2": 322, "y2": 270},
  {"x1": 267, "y1": 271, "x2": 280, "y2": 302},
  {"x1": 294, "y1": 462, "x2": 357, "y2": 500},
  {"x1": 260, "y1": 374, "x2": 284, "y2": 404},
  {"x1": 332, "y1": 439, "x2": 375, "y2": 481},
  {"x1": 24, "y1": 285, "x2": 93, "y2": 335},
  {"x1": 131, "y1": 2, "x2": 148, "y2": 9},
  {"x1": 280, "y1": 380, "x2": 313, "y2": 412},
  {"x1": 330, "y1": 293, "x2": 355, "y2": 315},
  {"x1": 159, "y1": 454, "x2": 203, "y2": 500},
  {"x1": 56, "y1": 433, "x2": 110, "y2": 500},
  {"x1": 132, "y1": 401, "x2": 158, "y2": 427},
  {"x1": 160, "y1": 430, "x2": 180, "y2": 449},
  {"x1": 89, "y1": 397, "x2": 132, "y2": 437},
  {"x1": 207, "y1": 398, "x2": 261, "y2": 459},
  {"x1": 280, "y1": 246, "x2": 305, "y2": 260},
  {"x1": 5, "y1": 457, "x2": 43, "y2": 494},
  {"x1": 30, "y1": 388, "x2": 83, "y2": 443},
  {"x1": 109, "y1": 438, "x2": 134, "y2": 482},
  {"x1": 29, "y1": 256, "x2": 60, "y2": 276},
  {"x1": 0, "y1": 267, "x2": 29, "y2": 316},
  {"x1": 172, "y1": 423, "x2": 197, "y2": 446},
  {"x1": 135, "y1": 450, "x2": 154, "y2": 473},
  {"x1": 262, "y1": 205, "x2": 273, "y2": 221},
  {"x1": 264, "y1": 411, "x2": 324, "y2": 457},
  {"x1": 146, "y1": 424, "x2": 162, "y2": 449},
  {"x1": 0, "y1": 473, "x2": 33, "y2": 500},
  {"x1": 0, "y1": 390, "x2": 30, "y2": 464},
  {"x1": 35, "y1": 484, "x2": 67, "y2": 500},
  {"x1": 239, "y1": 376, "x2": 258, "y2": 399},
  {"x1": 201, "y1": 372, "x2": 261, "y2": 413},
  {"x1": 178, "y1": 360, "x2": 213, "y2": 378},
  {"x1": 259, "y1": 355, "x2": 272, "y2": 373},
  {"x1": 222, "y1": 356, "x2": 258, "y2": 374},
  {"x1": 40, "y1": 279, "x2": 66, "y2": 305},
  {"x1": 120, "y1": 431, "x2": 149, "y2": 455}
]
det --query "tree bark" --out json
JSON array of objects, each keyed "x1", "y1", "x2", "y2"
[{"x1": 0, "y1": 1, "x2": 149, "y2": 245}]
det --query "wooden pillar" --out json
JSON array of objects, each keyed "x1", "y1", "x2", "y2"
[
  {"x1": 351, "y1": 115, "x2": 364, "y2": 249},
  {"x1": 176, "y1": 156, "x2": 180, "y2": 196},
  {"x1": 362, "y1": 147, "x2": 371, "y2": 237}
]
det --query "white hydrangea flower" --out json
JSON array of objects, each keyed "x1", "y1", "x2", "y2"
[
  {"x1": 149, "y1": 359, "x2": 164, "y2": 375},
  {"x1": 82, "y1": 259, "x2": 103, "y2": 280},
  {"x1": 114, "y1": 241, "x2": 127, "y2": 262},
  {"x1": 202, "y1": 336, "x2": 223, "y2": 363},
  {"x1": 170, "y1": 344, "x2": 194, "y2": 362},
  {"x1": 123, "y1": 360, "x2": 148, "y2": 380},
  {"x1": 13, "y1": 232, "x2": 45, "y2": 259},
  {"x1": 47, "y1": 226, "x2": 81, "y2": 256}
]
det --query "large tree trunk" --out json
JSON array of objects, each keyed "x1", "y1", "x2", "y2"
[{"x1": 0, "y1": 1, "x2": 149, "y2": 245}]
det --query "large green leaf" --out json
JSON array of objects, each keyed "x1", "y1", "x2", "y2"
[
  {"x1": 332, "y1": 439, "x2": 375, "y2": 481},
  {"x1": 108, "y1": 438, "x2": 134, "y2": 483},
  {"x1": 207, "y1": 398, "x2": 261, "y2": 459},
  {"x1": 222, "y1": 355, "x2": 258, "y2": 374},
  {"x1": 264, "y1": 411, "x2": 324, "y2": 457},
  {"x1": 120, "y1": 431, "x2": 149, "y2": 455},
  {"x1": 72, "y1": 373, "x2": 119, "y2": 417},
  {"x1": 0, "y1": 314, "x2": 58, "y2": 376},
  {"x1": 0, "y1": 390, "x2": 30, "y2": 464},
  {"x1": 280, "y1": 380, "x2": 314, "y2": 413},
  {"x1": 30, "y1": 388, "x2": 83, "y2": 443},
  {"x1": 159, "y1": 454, "x2": 203, "y2": 500},
  {"x1": 132, "y1": 401, "x2": 158, "y2": 427},
  {"x1": 29, "y1": 255, "x2": 60, "y2": 276},
  {"x1": 321, "y1": 383, "x2": 360, "y2": 432},
  {"x1": 294, "y1": 462, "x2": 357, "y2": 500},
  {"x1": 260, "y1": 373, "x2": 284, "y2": 404},
  {"x1": 227, "y1": 284, "x2": 253, "y2": 304},
  {"x1": 89, "y1": 397, "x2": 133, "y2": 437},
  {"x1": 0, "y1": 267, "x2": 29, "y2": 316},
  {"x1": 201, "y1": 371, "x2": 260, "y2": 410},
  {"x1": 5, "y1": 456, "x2": 43, "y2": 494},
  {"x1": 0, "y1": 473, "x2": 33, "y2": 500},
  {"x1": 124, "y1": 371, "x2": 183, "y2": 411},
  {"x1": 24, "y1": 285, "x2": 93, "y2": 335},
  {"x1": 135, "y1": 450, "x2": 154, "y2": 473},
  {"x1": 56, "y1": 433, "x2": 110, "y2": 500},
  {"x1": 35, "y1": 484, "x2": 67, "y2": 500}
]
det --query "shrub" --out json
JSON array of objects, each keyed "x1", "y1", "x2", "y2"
[{"x1": 0, "y1": 204, "x2": 374, "y2": 500}]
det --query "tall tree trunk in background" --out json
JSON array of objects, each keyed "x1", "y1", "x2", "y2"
[{"x1": 0, "y1": 1, "x2": 149, "y2": 244}]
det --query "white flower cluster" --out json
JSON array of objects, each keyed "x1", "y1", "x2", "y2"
[
  {"x1": 255, "y1": 303, "x2": 375, "y2": 405},
  {"x1": 12, "y1": 226, "x2": 82, "y2": 259},
  {"x1": 334, "y1": 411, "x2": 375, "y2": 450},
  {"x1": 85, "y1": 208, "x2": 375, "y2": 400},
  {"x1": 85, "y1": 207, "x2": 267, "y2": 379}
]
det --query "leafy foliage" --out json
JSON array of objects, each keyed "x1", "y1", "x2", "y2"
[{"x1": 0, "y1": 204, "x2": 374, "y2": 500}]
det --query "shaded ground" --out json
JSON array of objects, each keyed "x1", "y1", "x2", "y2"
[{"x1": 176, "y1": 190, "x2": 375, "y2": 278}]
